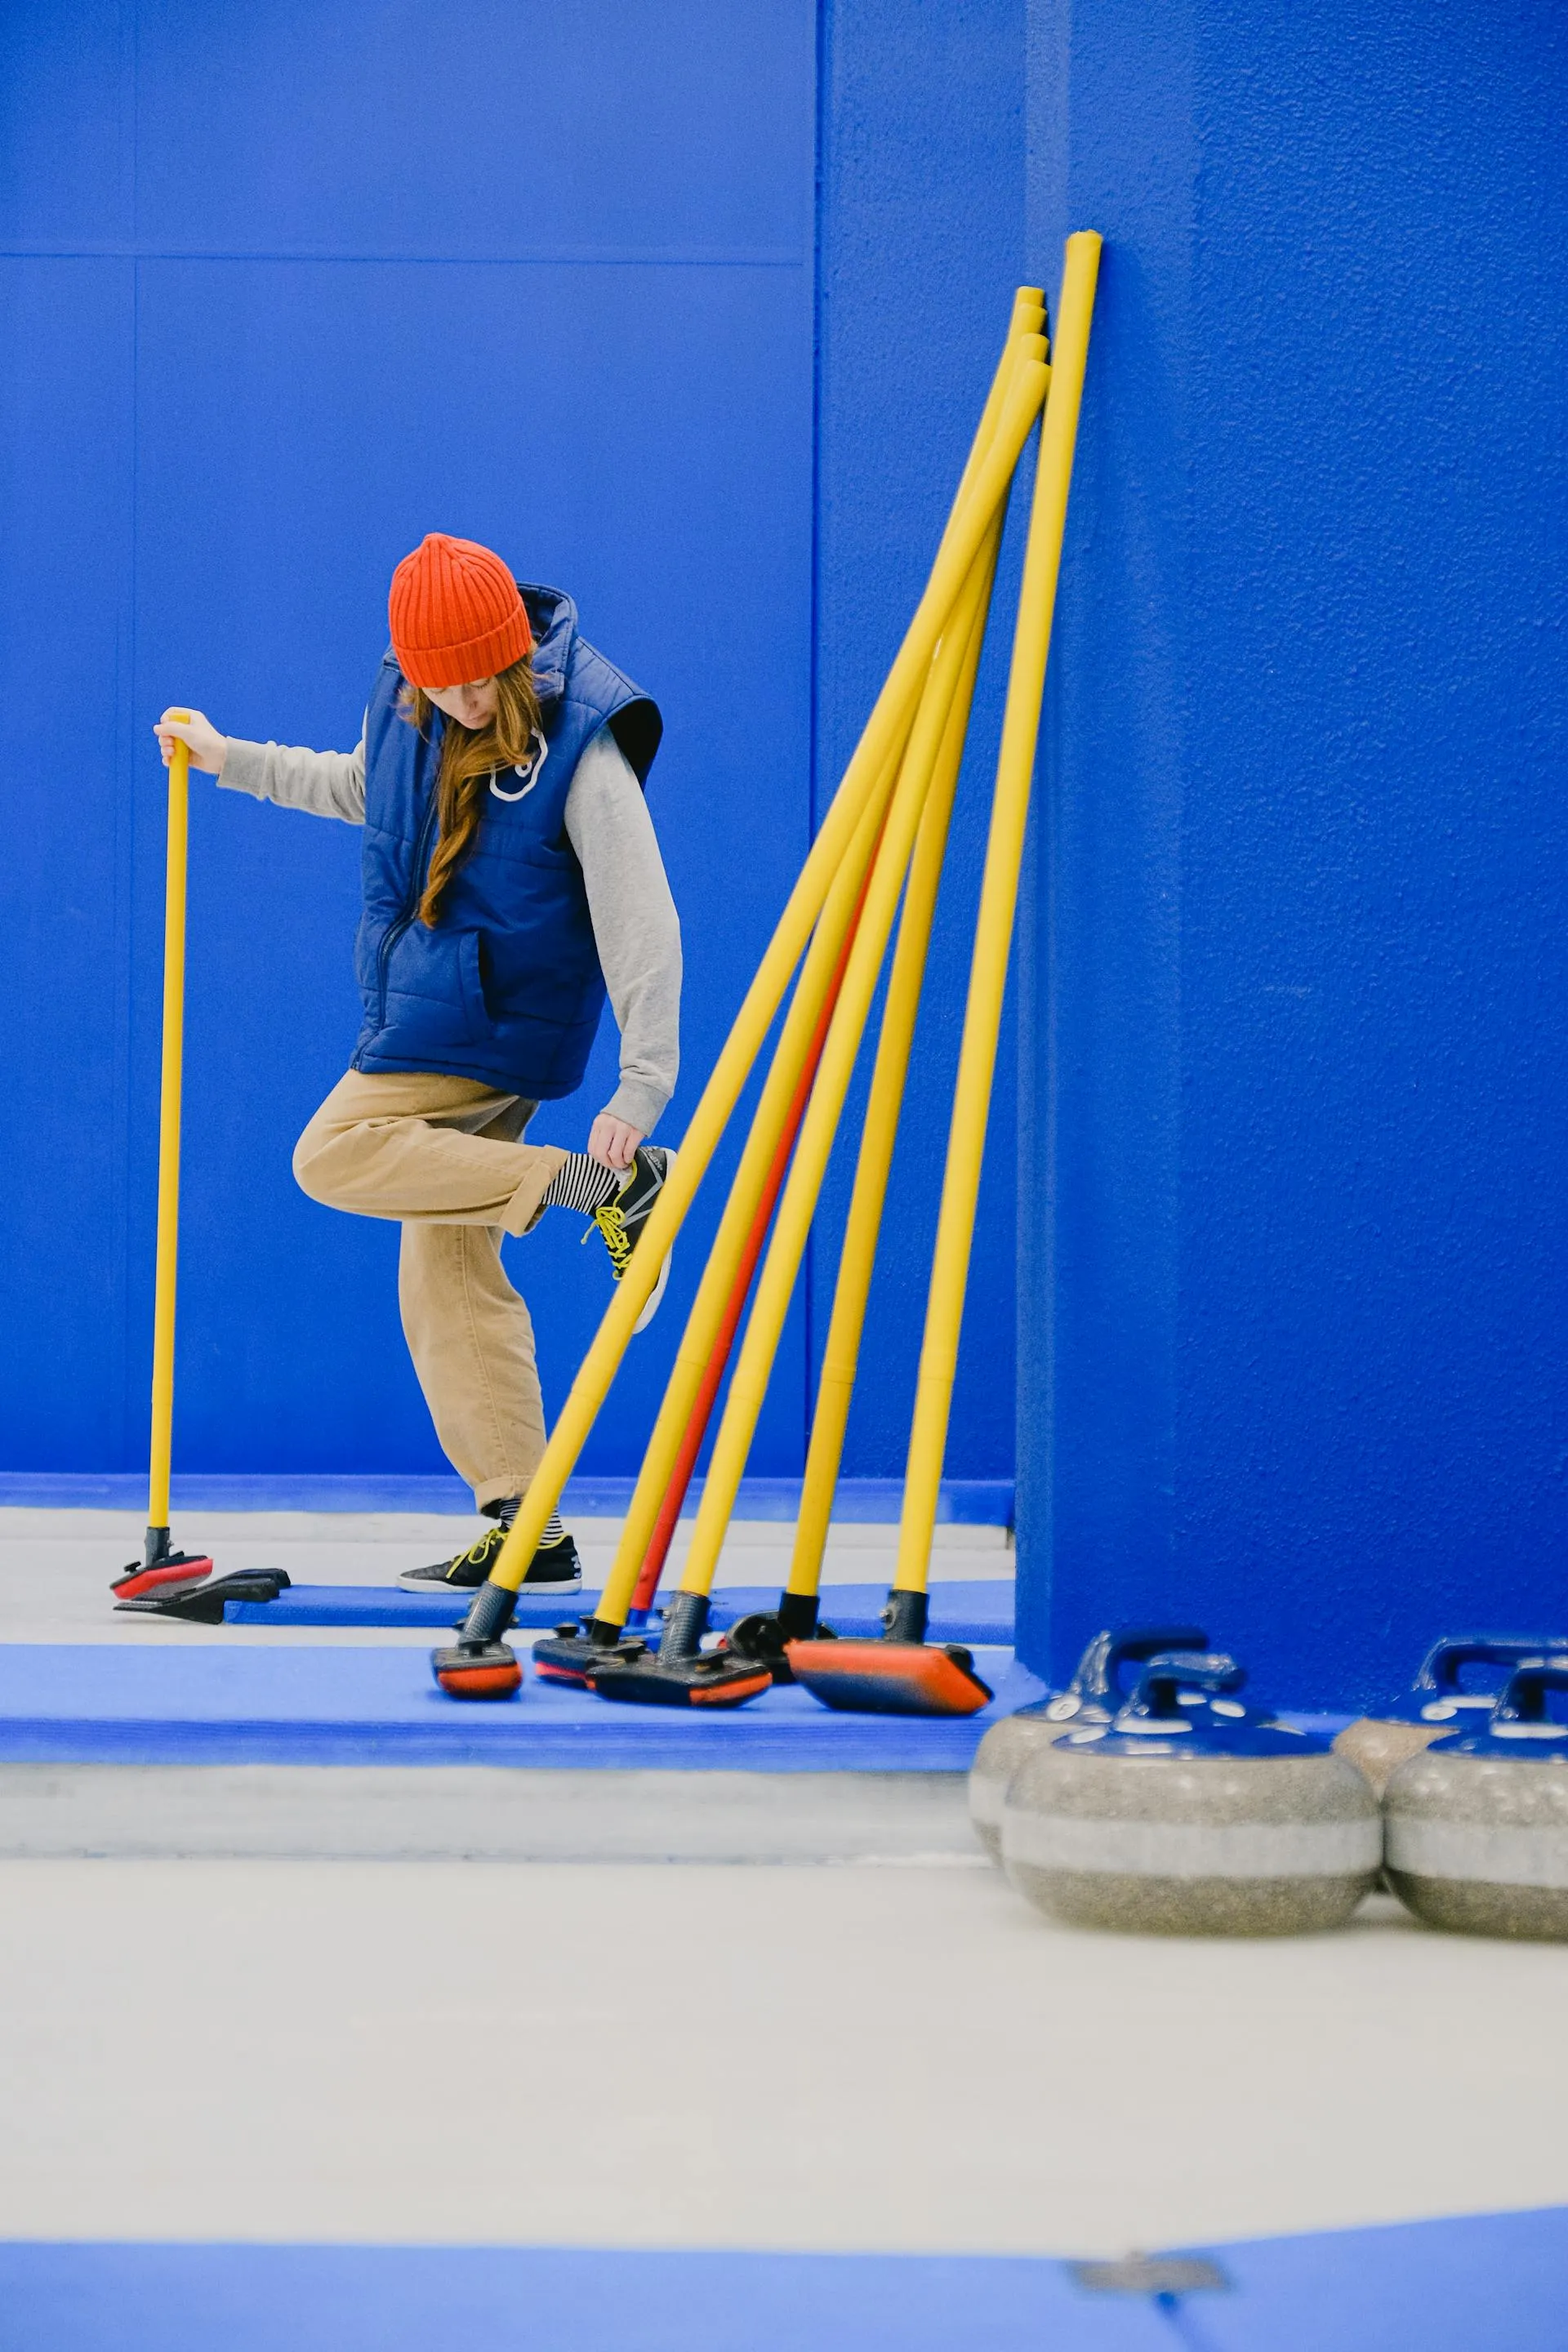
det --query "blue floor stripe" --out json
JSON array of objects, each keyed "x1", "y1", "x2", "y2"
[
  {"x1": 0, "y1": 2210, "x2": 1561, "y2": 2351},
  {"x1": 0, "y1": 2246, "x2": 1157, "y2": 2352},
  {"x1": 227, "y1": 1579, "x2": 1017, "y2": 1642},
  {"x1": 0, "y1": 1643, "x2": 1040, "y2": 1770},
  {"x1": 1196, "y1": 2207, "x2": 1567, "y2": 2348}
]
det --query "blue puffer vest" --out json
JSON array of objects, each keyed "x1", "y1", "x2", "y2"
[{"x1": 350, "y1": 584, "x2": 661, "y2": 1099}]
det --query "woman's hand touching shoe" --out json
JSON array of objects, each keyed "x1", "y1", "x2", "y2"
[{"x1": 586, "y1": 1112, "x2": 646, "y2": 1173}]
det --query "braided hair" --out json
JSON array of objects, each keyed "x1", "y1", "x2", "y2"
[{"x1": 400, "y1": 654, "x2": 545, "y2": 926}]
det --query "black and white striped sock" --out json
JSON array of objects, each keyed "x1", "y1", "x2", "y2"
[
  {"x1": 493, "y1": 1494, "x2": 567, "y2": 1547},
  {"x1": 541, "y1": 1154, "x2": 620, "y2": 1216}
]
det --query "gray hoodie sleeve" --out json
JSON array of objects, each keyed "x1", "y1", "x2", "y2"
[
  {"x1": 564, "y1": 727, "x2": 682, "y2": 1136},
  {"x1": 218, "y1": 734, "x2": 367, "y2": 822}
]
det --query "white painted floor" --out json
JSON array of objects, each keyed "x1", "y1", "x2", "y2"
[
  {"x1": 0, "y1": 1858, "x2": 1564, "y2": 2256},
  {"x1": 0, "y1": 1509, "x2": 1011, "y2": 1646}
]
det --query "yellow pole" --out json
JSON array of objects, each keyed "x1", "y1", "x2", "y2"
[
  {"x1": 479, "y1": 350, "x2": 1051, "y2": 1601},
  {"x1": 673, "y1": 518, "x2": 1006, "y2": 1606},
  {"x1": 786, "y1": 535, "x2": 997, "y2": 1600},
  {"x1": 956, "y1": 289, "x2": 1045, "y2": 513},
  {"x1": 589, "y1": 308, "x2": 1051, "y2": 1628},
  {"x1": 893, "y1": 231, "x2": 1102, "y2": 1601},
  {"x1": 590, "y1": 759, "x2": 899, "y2": 1633},
  {"x1": 148, "y1": 719, "x2": 192, "y2": 1535}
]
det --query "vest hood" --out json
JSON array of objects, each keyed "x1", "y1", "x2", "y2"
[{"x1": 521, "y1": 582, "x2": 662, "y2": 784}]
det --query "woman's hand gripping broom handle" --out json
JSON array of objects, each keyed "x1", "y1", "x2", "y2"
[
  {"x1": 672, "y1": 510, "x2": 1009, "y2": 1607},
  {"x1": 785, "y1": 526, "x2": 1001, "y2": 1602},
  {"x1": 591, "y1": 304, "x2": 1047, "y2": 1634},
  {"x1": 476, "y1": 342, "x2": 1050, "y2": 1609},
  {"x1": 148, "y1": 719, "x2": 192, "y2": 1542},
  {"x1": 893, "y1": 232, "x2": 1102, "y2": 1603}
]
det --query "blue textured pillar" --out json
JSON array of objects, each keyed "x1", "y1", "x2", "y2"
[{"x1": 1018, "y1": 0, "x2": 1568, "y2": 1710}]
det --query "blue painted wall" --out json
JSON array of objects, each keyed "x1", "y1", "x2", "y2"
[
  {"x1": 0, "y1": 1, "x2": 1024, "y2": 1490},
  {"x1": 1019, "y1": 0, "x2": 1568, "y2": 1707}
]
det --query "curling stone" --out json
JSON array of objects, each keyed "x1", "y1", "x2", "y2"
[
  {"x1": 968, "y1": 1624, "x2": 1208, "y2": 1863},
  {"x1": 1335, "y1": 1635, "x2": 1568, "y2": 1797},
  {"x1": 1001, "y1": 1651, "x2": 1381, "y2": 1936},
  {"x1": 1384, "y1": 1663, "x2": 1568, "y2": 1940}
]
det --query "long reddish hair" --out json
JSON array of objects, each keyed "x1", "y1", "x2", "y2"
[{"x1": 401, "y1": 655, "x2": 545, "y2": 925}]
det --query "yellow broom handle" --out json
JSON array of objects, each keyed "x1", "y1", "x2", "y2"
[
  {"x1": 893, "y1": 231, "x2": 1102, "y2": 1599},
  {"x1": 956, "y1": 288, "x2": 1045, "y2": 512},
  {"x1": 786, "y1": 537, "x2": 1000, "y2": 1600},
  {"x1": 592, "y1": 316, "x2": 1049, "y2": 1624},
  {"x1": 595, "y1": 322, "x2": 1052, "y2": 1621},
  {"x1": 148, "y1": 721, "x2": 192, "y2": 1532},
  {"x1": 675, "y1": 521, "x2": 1005, "y2": 1604},
  {"x1": 483, "y1": 353, "x2": 1049, "y2": 1597},
  {"x1": 590, "y1": 760, "x2": 900, "y2": 1631}
]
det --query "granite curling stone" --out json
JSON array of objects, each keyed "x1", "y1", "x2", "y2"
[
  {"x1": 1384, "y1": 1663, "x2": 1568, "y2": 1941},
  {"x1": 969, "y1": 1624, "x2": 1207, "y2": 1863},
  {"x1": 1001, "y1": 1651, "x2": 1382, "y2": 1937},
  {"x1": 1334, "y1": 1635, "x2": 1568, "y2": 1798}
]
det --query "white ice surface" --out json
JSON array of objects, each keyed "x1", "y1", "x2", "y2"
[
  {"x1": 0, "y1": 1860, "x2": 1563, "y2": 2254},
  {"x1": 5, "y1": 1511, "x2": 1556, "y2": 2261}
]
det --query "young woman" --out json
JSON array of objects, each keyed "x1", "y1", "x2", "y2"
[{"x1": 154, "y1": 532, "x2": 680, "y2": 1601}]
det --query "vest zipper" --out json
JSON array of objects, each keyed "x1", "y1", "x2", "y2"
[{"x1": 376, "y1": 785, "x2": 443, "y2": 1030}]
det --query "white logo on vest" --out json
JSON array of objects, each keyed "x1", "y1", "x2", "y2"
[{"x1": 488, "y1": 729, "x2": 549, "y2": 801}]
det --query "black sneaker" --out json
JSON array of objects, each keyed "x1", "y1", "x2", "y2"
[
  {"x1": 585, "y1": 1146, "x2": 676, "y2": 1332},
  {"x1": 399, "y1": 1526, "x2": 582, "y2": 1596}
]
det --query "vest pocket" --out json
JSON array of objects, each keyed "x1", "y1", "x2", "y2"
[{"x1": 379, "y1": 922, "x2": 489, "y2": 1051}]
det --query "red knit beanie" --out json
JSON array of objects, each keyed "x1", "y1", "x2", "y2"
[{"x1": 388, "y1": 532, "x2": 533, "y2": 689}]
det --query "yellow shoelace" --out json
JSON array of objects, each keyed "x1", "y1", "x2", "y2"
[
  {"x1": 449, "y1": 1526, "x2": 506, "y2": 1577},
  {"x1": 592, "y1": 1197, "x2": 634, "y2": 1278}
]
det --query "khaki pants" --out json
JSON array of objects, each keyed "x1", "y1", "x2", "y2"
[{"x1": 292, "y1": 1070, "x2": 570, "y2": 1512}]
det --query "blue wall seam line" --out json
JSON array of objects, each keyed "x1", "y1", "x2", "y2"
[
  {"x1": 127, "y1": 0, "x2": 139, "y2": 247},
  {"x1": 801, "y1": 0, "x2": 832, "y2": 1431},
  {"x1": 119, "y1": 243, "x2": 142, "y2": 1475},
  {"x1": 124, "y1": 0, "x2": 142, "y2": 1466},
  {"x1": 0, "y1": 247, "x2": 808, "y2": 271},
  {"x1": 808, "y1": 0, "x2": 829, "y2": 855}
]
